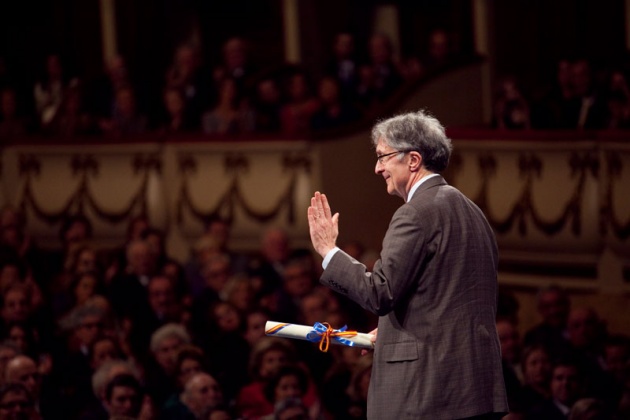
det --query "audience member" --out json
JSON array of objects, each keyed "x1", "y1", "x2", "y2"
[
  {"x1": 89, "y1": 336, "x2": 122, "y2": 373},
  {"x1": 366, "y1": 33, "x2": 403, "y2": 103},
  {"x1": 279, "y1": 71, "x2": 320, "y2": 135},
  {"x1": 222, "y1": 274, "x2": 254, "y2": 315},
  {"x1": 345, "y1": 352, "x2": 372, "y2": 419},
  {"x1": 243, "y1": 308, "x2": 269, "y2": 347},
  {"x1": 190, "y1": 253, "x2": 231, "y2": 333},
  {"x1": 531, "y1": 58, "x2": 576, "y2": 129},
  {"x1": 261, "y1": 364, "x2": 316, "y2": 419},
  {"x1": 3, "y1": 322, "x2": 41, "y2": 363},
  {"x1": 99, "y1": 86, "x2": 147, "y2": 136},
  {"x1": 274, "y1": 256, "x2": 317, "y2": 324},
  {"x1": 202, "y1": 77, "x2": 255, "y2": 135},
  {"x1": 5, "y1": 354, "x2": 58, "y2": 418},
  {"x1": 248, "y1": 227, "x2": 290, "y2": 298},
  {"x1": 85, "y1": 55, "x2": 133, "y2": 120},
  {"x1": 84, "y1": 359, "x2": 140, "y2": 419},
  {"x1": 421, "y1": 29, "x2": 461, "y2": 74},
  {"x1": 0, "y1": 87, "x2": 31, "y2": 141},
  {"x1": 0, "y1": 382, "x2": 37, "y2": 420},
  {"x1": 526, "y1": 359, "x2": 583, "y2": 420},
  {"x1": 45, "y1": 83, "x2": 95, "y2": 137},
  {"x1": 0, "y1": 342, "x2": 18, "y2": 387},
  {"x1": 159, "y1": 87, "x2": 198, "y2": 134},
  {"x1": 603, "y1": 334, "x2": 630, "y2": 385},
  {"x1": 103, "y1": 373, "x2": 143, "y2": 419},
  {"x1": 354, "y1": 64, "x2": 379, "y2": 115},
  {"x1": 165, "y1": 44, "x2": 209, "y2": 123},
  {"x1": 524, "y1": 285, "x2": 572, "y2": 360},
  {"x1": 57, "y1": 305, "x2": 106, "y2": 404},
  {"x1": 311, "y1": 76, "x2": 360, "y2": 131},
  {"x1": 199, "y1": 300, "x2": 249, "y2": 403},
  {"x1": 1, "y1": 283, "x2": 34, "y2": 335},
  {"x1": 213, "y1": 37, "x2": 256, "y2": 96},
  {"x1": 204, "y1": 217, "x2": 248, "y2": 274},
  {"x1": 326, "y1": 33, "x2": 359, "y2": 101},
  {"x1": 253, "y1": 77, "x2": 282, "y2": 132},
  {"x1": 493, "y1": 76, "x2": 531, "y2": 129},
  {"x1": 520, "y1": 345, "x2": 552, "y2": 410},
  {"x1": 567, "y1": 307, "x2": 620, "y2": 406},
  {"x1": 179, "y1": 372, "x2": 224, "y2": 420},
  {"x1": 144, "y1": 323, "x2": 190, "y2": 407},
  {"x1": 570, "y1": 59, "x2": 608, "y2": 129},
  {"x1": 604, "y1": 70, "x2": 630, "y2": 128},
  {"x1": 33, "y1": 54, "x2": 78, "y2": 128},
  {"x1": 236, "y1": 337, "x2": 296, "y2": 419},
  {"x1": 129, "y1": 275, "x2": 183, "y2": 358},
  {"x1": 108, "y1": 239, "x2": 157, "y2": 320}
]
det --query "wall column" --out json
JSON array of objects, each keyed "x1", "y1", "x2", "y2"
[
  {"x1": 99, "y1": 0, "x2": 117, "y2": 64},
  {"x1": 472, "y1": 0, "x2": 493, "y2": 125},
  {"x1": 282, "y1": 0, "x2": 301, "y2": 64},
  {"x1": 373, "y1": 4, "x2": 401, "y2": 60}
]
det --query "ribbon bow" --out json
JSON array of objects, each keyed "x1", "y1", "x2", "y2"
[{"x1": 306, "y1": 322, "x2": 358, "y2": 352}]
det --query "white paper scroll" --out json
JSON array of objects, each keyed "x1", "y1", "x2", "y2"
[{"x1": 265, "y1": 320, "x2": 374, "y2": 349}]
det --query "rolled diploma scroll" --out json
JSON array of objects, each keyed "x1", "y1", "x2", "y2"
[{"x1": 265, "y1": 321, "x2": 374, "y2": 349}]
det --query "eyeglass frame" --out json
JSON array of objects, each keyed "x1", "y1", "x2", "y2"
[{"x1": 376, "y1": 149, "x2": 413, "y2": 164}]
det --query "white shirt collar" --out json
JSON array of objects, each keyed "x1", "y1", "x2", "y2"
[{"x1": 407, "y1": 173, "x2": 440, "y2": 202}]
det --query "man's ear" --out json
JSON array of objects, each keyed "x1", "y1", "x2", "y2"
[{"x1": 408, "y1": 151, "x2": 423, "y2": 172}]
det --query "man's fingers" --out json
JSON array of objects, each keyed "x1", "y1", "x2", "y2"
[{"x1": 321, "y1": 193, "x2": 332, "y2": 219}]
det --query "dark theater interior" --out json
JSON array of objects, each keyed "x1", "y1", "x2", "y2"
[{"x1": 0, "y1": 1, "x2": 629, "y2": 419}]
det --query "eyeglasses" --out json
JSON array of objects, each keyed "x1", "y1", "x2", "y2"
[{"x1": 376, "y1": 150, "x2": 410, "y2": 164}]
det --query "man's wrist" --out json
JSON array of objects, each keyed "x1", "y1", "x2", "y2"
[{"x1": 322, "y1": 247, "x2": 340, "y2": 269}]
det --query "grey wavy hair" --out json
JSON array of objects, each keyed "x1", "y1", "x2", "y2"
[
  {"x1": 150, "y1": 323, "x2": 191, "y2": 353},
  {"x1": 91, "y1": 359, "x2": 141, "y2": 401},
  {"x1": 371, "y1": 110, "x2": 452, "y2": 173}
]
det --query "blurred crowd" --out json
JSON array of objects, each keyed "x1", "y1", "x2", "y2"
[
  {"x1": 0, "y1": 207, "x2": 383, "y2": 419},
  {"x1": 497, "y1": 286, "x2": 630, "y2": 419},
  {"x1": 0, "y1": 203, "x2": 628, "y2": 419},
  {"x1": 493, "y1": 58, "x2": 630, "y2": 130},
  {"x1": 0, "y1": 29, "x2": 468, "y2": 143},
  {"x1": 3, "y1": 29, "x2": 630, "y2": 143}
]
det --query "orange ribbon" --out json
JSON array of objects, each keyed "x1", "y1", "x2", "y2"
[{"x1": 315, "y1": 322, "x2": 358, "y2": 352}]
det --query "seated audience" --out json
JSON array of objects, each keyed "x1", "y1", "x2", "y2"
[
  {"x1": 520, "y1": 345, "x2": 552, "y2": 410},
  {"x1": 103, "y1": 373, "x2": 144, "y2": 419},
  {"x1": 311, "y1": 77, "x2": 360, "y2": 131},
  {"x1": 99, "y1": 86, "x2": 147, "y2": 136},
  {"x1": 202, "y1": 77, "x2": 255, "y2": 135},
  {"x1": 159, "y1": 87, "x2": 198, "y2": 134},
  {"x1": 0, "y1": 382, "x2": 37, "y2": 420},
  {"x1": 0, "y1": 87, "x2": 31, "y2": 141},
  {"x1": 526, "y1": 359, "x2": 583, "y2": 419},
  {"x1": 493, "y1": 76, "x2": 531, "y2": 129},
  {"x1": 179, "y1": 372, "x2": 225, "y2": 420},
  {"x1": 279, "y1": 71, "x2": 320, "y2": 135}
]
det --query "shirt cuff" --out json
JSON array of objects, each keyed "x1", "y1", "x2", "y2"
[{"x1": 322, "y1": 247, "x2": 340, "y2": 269}]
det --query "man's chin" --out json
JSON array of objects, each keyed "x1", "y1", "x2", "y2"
[{"x1": 386, "y1": 189, "x2": 403, "y2": 200}]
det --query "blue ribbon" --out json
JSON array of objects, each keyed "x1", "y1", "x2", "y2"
[{"x1": 305, "y1": 322, "x2": 358, "y2": 348}]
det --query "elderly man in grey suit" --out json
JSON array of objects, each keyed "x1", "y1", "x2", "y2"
[{"x1": 308, "y1": 110, "x2": 509, "y2": 419}]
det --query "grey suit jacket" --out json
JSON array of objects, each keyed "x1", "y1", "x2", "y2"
[{"x1": 322, "y1": 176, "x2": 509, "y2": 419}]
